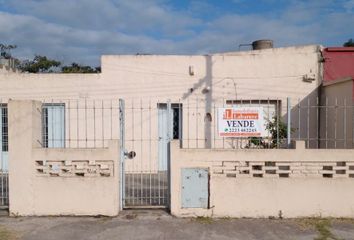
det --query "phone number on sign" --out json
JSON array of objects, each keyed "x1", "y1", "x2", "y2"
[{"x1": 224, "y1": 128, "x2": 258, "y2": 133}]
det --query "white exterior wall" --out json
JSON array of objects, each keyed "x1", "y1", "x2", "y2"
[
  {"x1": 171, "y1": 141, "x2": 354, "y2": 218},
  {"x1": 0, "y1": 45, "x2": 322, "y2": 173},
  {"x1": 101, "y1": 45, "x2": 320, "y2": 101},
  {"x1": 0, "y1": 45, "x2": 320, "y2": 101}
]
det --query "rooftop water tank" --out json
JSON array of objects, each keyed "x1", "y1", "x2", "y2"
[{"x1": 252, "y1": 40, "x2": 273, "y2": 50}]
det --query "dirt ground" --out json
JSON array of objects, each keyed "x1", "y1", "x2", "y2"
[{"x1": 1, "y1": 210, "x2": 354, "y2": 240}]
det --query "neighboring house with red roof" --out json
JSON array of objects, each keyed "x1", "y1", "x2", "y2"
[{"x1": 320, "y1": 47, "x2": 354, "y2": 148}]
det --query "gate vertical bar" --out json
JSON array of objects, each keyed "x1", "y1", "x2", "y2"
[
  {"x1": 287, "y1": 97, "x2": 291, "y2": 148},
  {"x1": 276, "y1": 98, "x2": 279, "y2": 148},
  {"x1": 344, "y1": 99, "x2": 347, "y2": 148},
  {"x1": 307, "y1": 98, "x2": 310, "y2": 148},
  {"x1": 0, "y1": 104, "x2": 3, "y2": 207},
  {"x1": 140, "y1": 99, "x2": 143, "y2": 205},
  {"x1": 335, "y1": 98, "x2": 338, "y2": 149},
  {"x1": 167, "y1": 100, "x2": 172, "y2": 208},
  {"x1": 119, "y1": 99, "x2": 125, "y2": 210}
]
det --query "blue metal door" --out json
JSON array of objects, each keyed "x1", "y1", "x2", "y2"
[{"x1": 43, "y1": 104, "x2": 65, "y2": 148}]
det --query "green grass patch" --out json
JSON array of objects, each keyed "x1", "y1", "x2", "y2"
[
  {"x1": 193, "y1": 216, "x2": 214, "y2": 224},
  {"x1": 296, "y1": 218, "x2": 342, "y2": 240}
]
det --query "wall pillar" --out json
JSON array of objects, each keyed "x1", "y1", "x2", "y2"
[
  {"x1": 8, "y1": 100, "x2": 119, "y2": 216},
  {"x1": 8, "y1": 100, "x2": 42, "y2": 215}
]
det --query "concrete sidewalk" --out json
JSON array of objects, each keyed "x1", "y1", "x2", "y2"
[{"x1": 1, "y1": 210, "x2": 354, "y2": 240}]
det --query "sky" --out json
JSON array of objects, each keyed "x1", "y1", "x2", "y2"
[{"x1": 0, "y1": 0, "x2": 353, "y2": 66}]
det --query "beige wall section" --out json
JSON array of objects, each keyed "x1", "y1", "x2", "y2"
[
  {"x1": 0, "y1": 45, "x2": 320, "y2": 102},
  {"x1": 8, "y1": 100, "x2": 119, "y2": 216},
  {"x1": 320, "y1": 79, "x2": 354, "y2": 148},
  {"x1": 0, "y1": 73, "x2": 101, "y2": 100},
  {"x1": 1, "y1": 46, "x2": 322, "y2": 174},
  {"x1": 102, "y1": 45, "x2": 321, "y2": 152},
  {"x1": 171, "y1": 140, "x2": 354, "y2": 218},
  {"x1": 101, "y1": 45, "x2": 320, "y2": 101},
  {"x1": 0, "y1": 64, "x2": 17, "y2": 74}
]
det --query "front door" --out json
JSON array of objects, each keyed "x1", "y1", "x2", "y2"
[
  {"x1": 158, "y1": 103, "x2": 182, "y2": 170},
  {"x1": 158, "y1": 103, "x2": 171, "y2": 171}
]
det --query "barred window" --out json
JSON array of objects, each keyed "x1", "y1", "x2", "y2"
[
  {"x1": 1, "y1": 106, "x2": 8, "y2": 152},
  {"x1": 42, "y1": 104, "x2": 65, "y2": 148},
  {"x1": 172, "y1": 104, "x2": 182, "y2": 140}
]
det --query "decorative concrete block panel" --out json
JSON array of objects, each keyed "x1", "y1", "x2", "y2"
[
  {"x1": 35, "y1": 160, "x2": 114, "y2": 177},
  {"x1": 212, "y1": 160, "x2": 354, "y2": 178}
]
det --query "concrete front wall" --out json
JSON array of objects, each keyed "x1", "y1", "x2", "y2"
[
  {"x1": 320, "y1": 80, "x2": 354, "y2": 148},
  {"x1": 8, "y1": 100, "x2": 119, "y2": 216},
  {"x1": 171, "y1": 141, "x2": 354, "y2": 218}
]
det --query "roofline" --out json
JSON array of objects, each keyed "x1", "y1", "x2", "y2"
[
  {"x1": 324, "y1": 47, "x2": 354, "y2": 52},
  {"x1": 101, "y1": 44, "x2": 322, "y2": 58}
]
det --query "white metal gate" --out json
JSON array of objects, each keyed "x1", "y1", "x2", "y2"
[{"x1": 119, "y1": 99, "x2": 180, "y2": 208}]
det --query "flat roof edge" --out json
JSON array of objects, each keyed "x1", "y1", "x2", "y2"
[{"x1": 325, "y1": 47, "x2": 354, "y2": 52}]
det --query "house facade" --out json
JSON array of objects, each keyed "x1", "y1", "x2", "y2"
[{"x1": 3, "y1": 44, "x2": 354, "y2": 217}]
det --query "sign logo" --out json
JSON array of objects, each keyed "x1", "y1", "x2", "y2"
[{"x1": 218, "y1": 107, "x2": 264, "y2": 137}]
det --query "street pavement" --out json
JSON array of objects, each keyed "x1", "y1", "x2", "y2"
[{"x1": 1, "y1": 210, "x2": 354, "y2": 240}]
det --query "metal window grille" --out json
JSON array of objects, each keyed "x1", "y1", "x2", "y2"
[
  {"x1": 0, "y1": 171, "x2": 8, "y2": 208},
  {"x1": 0, "y1": 104, "x2": 8, "y2": 208},
  {"x1": 42, "y1": 106, "x2": 48, "y2": 148},
  {"x1": 38, "y1": 97, "x2": 354, "y2": 151},
  {"x1": 41, "y1": 100, "x2": 120, "y2": 149},
  {"x1": 32, "y1": 97, "x2": 354, "y2": 209},
  {"x1": 172, "y1": 104, "x2": 182, "y2": 140},
  {"x1": 1, "y1": 106, "x2": 8, "y2": 152}
]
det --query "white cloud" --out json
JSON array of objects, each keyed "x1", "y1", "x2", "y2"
[
  {"x1": 2, "y1": 0, "x2": 200, "y2": 35},
  {"x1": 0, "y1": 0, "x2": 353, "y2": 66},
  {"x1": 344, "y1": 0, "x2": 354, "y2": 12},
  {"x1": 0, "y1": 11, "x2": 179, "y2": 65}
]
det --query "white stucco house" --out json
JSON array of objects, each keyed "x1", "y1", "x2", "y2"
[{"x1": 6, "y1": 43, "x2": 352, "y2": 217}]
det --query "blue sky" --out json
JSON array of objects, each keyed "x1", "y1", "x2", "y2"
[{"x1": 0, "y1": 0, "x2": 353, "y2": 66}]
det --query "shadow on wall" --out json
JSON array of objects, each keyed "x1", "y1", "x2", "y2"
[
  {"x1": 177, "y1": 54, "x2": 350, "y2": 150},
  {"x1": 181, "y1": 55, "x2": 213, "y2": 149},
  {"x1": 180, "y1": 80, "x2": 353, "y2": 150},
  {"x1": 284, "y1": 88, "x2": 320, "y2": 149},
  {"x1": 275, "y1": 86, "x2": 353, "y2": 149}
]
